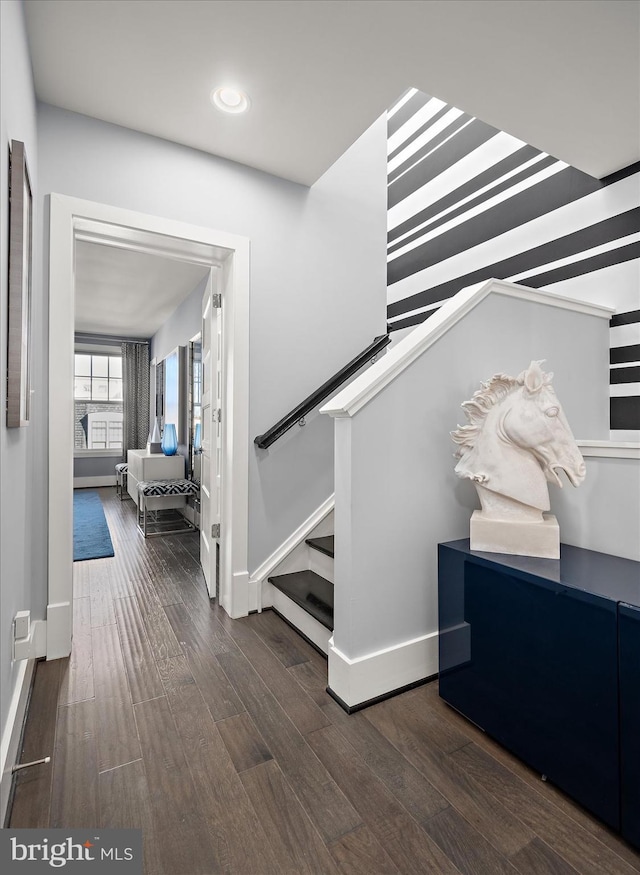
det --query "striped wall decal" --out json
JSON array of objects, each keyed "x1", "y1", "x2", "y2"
[
  {"x1": 610, "y1": 310, "x2": 640, "y2": 430},
  {"x1": 387, "y1": 89, "x2": 640, "y2": 432}
]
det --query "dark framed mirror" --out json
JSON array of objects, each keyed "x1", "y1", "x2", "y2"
[
  {"x1": 154, "y1": 358, "x2": 164, "y2": 427},
  {"x1": 188, "y1": 334, "x2": 202, "y2": 483}
]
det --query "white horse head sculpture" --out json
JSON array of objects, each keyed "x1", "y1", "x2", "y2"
[{"x1": 452, "y1": 361, "x2": 586, "y2": 522}]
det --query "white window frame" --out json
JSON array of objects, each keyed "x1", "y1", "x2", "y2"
[
  {"x1": 73, "y1": 344, "x2": 124, "y2": 457},
  {"x1": 75, "y1": 447, "x2": 124, "y2": 458}
]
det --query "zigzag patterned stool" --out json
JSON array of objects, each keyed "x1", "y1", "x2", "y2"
[
  {"x1": 115, "y1": 463, "x2": 129, "y2": 500},
  {"x1": 136, "y1": 478, "x2": 199, "y2": 538}
]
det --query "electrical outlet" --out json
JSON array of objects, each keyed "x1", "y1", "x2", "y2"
[{"x1": 14, "y1": 610, "x2": 30, "y2": 640}]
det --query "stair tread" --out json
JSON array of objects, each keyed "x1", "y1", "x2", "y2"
[
  {"x1": 268, "y1": 570, "x2": 333, "y2": 630},
  {"x1": 305, "y1": 535, "x2": 335, "y2": 558}
]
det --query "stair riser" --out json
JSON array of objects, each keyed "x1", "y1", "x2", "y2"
[
  {"x1": 271, "y1": 589, "x2": 331, "y2": 655},
  {"x1": 309, "y1": 548, "x2": 334, "y2": 584}
]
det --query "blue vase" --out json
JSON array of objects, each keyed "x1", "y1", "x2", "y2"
[
  {"x1": 161, "y1": 423, "x2": 178, "y2": 456},
  {"x1": 194, "y1": 422, "x2": 201, "y2": 452}
]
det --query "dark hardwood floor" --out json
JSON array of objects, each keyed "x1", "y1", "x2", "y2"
[{"x1": 10, "y1": 488, "x2": 640, "y2": 875}]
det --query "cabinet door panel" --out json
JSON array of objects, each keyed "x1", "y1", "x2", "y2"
[
  {"x1": 439, "y1": 557, "x2": 619, "y2": 829},
  {"x1": 619, "y1": 602, "x2": 640, "y2": 849}
]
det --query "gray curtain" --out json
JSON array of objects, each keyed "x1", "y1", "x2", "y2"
[{"x1": 122, "y1": 342, "x2": 150, "y2": 456}]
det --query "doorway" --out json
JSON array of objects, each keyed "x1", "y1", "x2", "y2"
[{"x1": 48, "y1": 195, "x2": 251, "y2": 659}]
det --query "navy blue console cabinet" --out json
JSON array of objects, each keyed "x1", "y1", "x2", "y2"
[
  {"x1": 619, "y1": 602, "x2": 640, "y2": 849},
  {"x1": 438, "y1": 540, "x2": 640, "y2": 847}
]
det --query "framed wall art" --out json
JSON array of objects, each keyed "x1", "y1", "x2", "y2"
[{"x1": 7, "y1": 139, "x2": 32, "y2": 427}]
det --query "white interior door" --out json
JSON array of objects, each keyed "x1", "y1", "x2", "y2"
[{"x1": 200, "y1": 271, "x2": 222, "y2": 598}]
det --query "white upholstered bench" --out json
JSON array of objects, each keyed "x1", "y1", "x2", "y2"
[
  {"x1": 115, "y1": 462, "x2": 129, "y2": 500},
  {"x1": 136, "y1": 478, "x2": 199, "y2": 538}
]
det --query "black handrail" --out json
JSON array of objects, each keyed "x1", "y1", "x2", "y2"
[{"x1": 254, "y1": 334, "x2": 391, "y2": 449}]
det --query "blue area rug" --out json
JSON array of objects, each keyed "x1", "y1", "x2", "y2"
[{"x1": 73, "y1": 490, "x2": 115, "y2": 561}]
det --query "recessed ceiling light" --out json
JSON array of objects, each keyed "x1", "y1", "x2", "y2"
[{"x1": 211, "y1": 87, "x2": 250, "y2": 114}]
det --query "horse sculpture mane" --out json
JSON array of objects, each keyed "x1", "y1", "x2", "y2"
[
  {"x1": 451, "y1": 372, "x2": 523, "y2": 454},
  {"x1": 451, "y1": 361, "x2": 585, "y2": 558}
]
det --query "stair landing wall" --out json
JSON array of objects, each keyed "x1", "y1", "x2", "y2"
[{"x1": 328, "y1": 288, "x2": 611, "y2": 707}]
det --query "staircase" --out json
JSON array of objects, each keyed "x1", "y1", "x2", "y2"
[{"x1": 268, "y1": 535, "x2": 334, "y2": 654}]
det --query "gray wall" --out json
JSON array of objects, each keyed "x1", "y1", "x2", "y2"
[
  {"x1": 37, "y1": 104, "x2": 387, "y2": 574},
  {"x1": 554, "y1": 455, "x2": 640, "y2": 562},
  {"x1": 151, "y1": 273, "x2": 207, "y2": 459},
  {"x1": 150, "y1": 274, "x2": 206, "y2": 364},
  {"x1": 251, "y1": 116, "x2": 388, "y2": 569},
  {"x1": 0, "y1": 0, "x2": 41, "y2": 747},
  {"x1": 332, "y1": 294, "x2": 610, "y2": 661},
  {"x1": 74, "y1": 456, "x2": 121, "y2": 479}
]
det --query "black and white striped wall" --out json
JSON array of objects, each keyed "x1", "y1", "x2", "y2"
[{"x1": 387, "y1": 89, "x2": 640, "y2": 433}]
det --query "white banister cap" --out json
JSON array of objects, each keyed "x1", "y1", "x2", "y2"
[{"x1": 320, "y1": 278, "x2": 614, "y2": 419}]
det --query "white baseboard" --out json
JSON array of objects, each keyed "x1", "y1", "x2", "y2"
[
  {"x1": 1, "y1": 658, "x2": 36, "y2": 825},
  {"x1": 73, "y1": 475, "x2": 117, "y2": 488},
  {"x1": 13, "y1": 619, "x2": 47, "y2": 661},
  {"x1": 248, "y1": 576, "x2": 263, "y2": 613},
  {"x1": 46, "y1": 602, "x2": 72, "y2": 660},
  {"x1": 224, "y1": 570, "x2": 251, "y2": 619},
  {"x1": 328, "y1": 630, "x2": 439, "y2": 709},
  {"x1": 249, "y1": 494, "x2": 335, "y2": 609}
]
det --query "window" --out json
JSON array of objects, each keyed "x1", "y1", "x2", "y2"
[
  {"x1": 74, "y1": 353, "x2": 124, "y2": 450},
  {"x1": 74, "y1": 353, "x2": 122, "y2": 401}
]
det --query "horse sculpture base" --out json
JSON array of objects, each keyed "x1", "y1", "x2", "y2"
[{"x1": 470, "y1": 511, "x2": 560, "y2": 559}]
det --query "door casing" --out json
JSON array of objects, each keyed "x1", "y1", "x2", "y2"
[{"x1": 47, "y1": 194, "x2": 251, "y2": 659}]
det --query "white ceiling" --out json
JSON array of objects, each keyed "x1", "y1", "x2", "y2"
[
  {"x1": 74, "y1": 241, "x2": 209, "y2": 338},
  {"x1": 24, "y1": 0, "x2": 640, "y2": 185},
  {"x1": 29, "y1": 0, "x2": 640, "y2": 337}
]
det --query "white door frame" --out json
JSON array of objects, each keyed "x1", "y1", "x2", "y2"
[
  {"x1": 199, "y1": 272, "x2": 220, "y2": 600},
  {"x1": 48, "y1": 194, "x2": 251, "y2": 659}
]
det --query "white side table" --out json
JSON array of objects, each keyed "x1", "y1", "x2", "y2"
[{"x1": 127, "y1": 449, "x2": 186, "y2": 509}]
